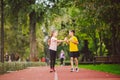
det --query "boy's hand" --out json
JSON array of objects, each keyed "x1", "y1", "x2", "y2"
[{"x1": 64, "y1": 37, "x2": 68, "y2": 42}]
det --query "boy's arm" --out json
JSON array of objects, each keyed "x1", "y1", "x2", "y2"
[
  {"x1": 71, "y1": 37, "x2": 79, "y2": 44},
  {"x1": 71, "y1": 40, "x2": 79, "y2": 44},
  {"x1": 64, "y1": 37, "x2": 69, "y2": 44}
]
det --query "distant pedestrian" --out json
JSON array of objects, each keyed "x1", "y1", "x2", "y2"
[{"x1": 60, "y1": 50, "x2": 65, "y2": 66}]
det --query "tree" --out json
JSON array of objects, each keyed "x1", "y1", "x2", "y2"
[
  {"x1": 4, "y1": 0, "x2": 30, "y2": 60},
  {"x1": 4, "y1": 0, "x2": 58, "y2": 61},
  {"x1": 98, "y1": 0, "x2": 120, "y2": 55},
  {"x1": 3, "y1": 0, "x2": 120, "y2": 61},
  {"x1": 29, "y1": 0, "x2": 37, "y2": 61}
]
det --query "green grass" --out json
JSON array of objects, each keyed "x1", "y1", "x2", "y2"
[{"x1": 79, "y1": 64, "x2": 120, "y2": 75}]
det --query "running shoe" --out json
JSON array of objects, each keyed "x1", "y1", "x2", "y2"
[
  {"x1": 70, "y1": 68, "x2": 74, "y2": 72},
  {"x1": 75, "y1": 68, "x2": 79, "y2": 72},
  {"x1": 50, "y1": 68, "x2": 53, "y2": 73},
  {"x1": 53, "y1": 68, "x2": 56, "y2": 72}
]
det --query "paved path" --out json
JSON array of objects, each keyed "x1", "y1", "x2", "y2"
[{"x1": 0, "y1": 66, "x2": 120, "y2": 80}]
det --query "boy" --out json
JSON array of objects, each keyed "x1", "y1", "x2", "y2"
[{"x1": 66, "y1": 30, "x2": 79, "y2": 72}]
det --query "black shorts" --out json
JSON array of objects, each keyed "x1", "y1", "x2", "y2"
[{"x1": 70, "y1": 51, "x2": 79, "y2": 58}]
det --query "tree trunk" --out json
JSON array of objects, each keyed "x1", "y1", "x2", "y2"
[
  {"x1": 29, "y1": 11, "x2": 37, "y2": 61},
  {"x1": 116, "y1": 26, "x2": 120, "y2": 55},
  {"x1": 94, "y1": 38, "x2": 98, "y2": 56},
  {"x1": 111, "y1": 26, "x2": 116, "y2": 55},
  {"x1": 110, "y1": 24, "x2": 120, "y2": 56},
  {"x1": 99, "y1": 31, "x2": 103, "y2": 56},
  {"x1": 92, "y1": 32, "x2": 98, "y2": 56},
  {"x1": 115, "y1": 26, "x2": 120, "y2": 55},
  {"x1": 0, "y1": 0, "x2": 4, "y2": 63}
]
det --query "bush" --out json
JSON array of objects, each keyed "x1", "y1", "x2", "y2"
[{"x1": 0, "y1": 62, "x2": 46, "y2": 74}]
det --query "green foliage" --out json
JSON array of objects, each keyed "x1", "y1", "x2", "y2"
[
  {"x1": 4, "y1": 24, "x2": 29, "y2": 57},
  {"x1": 0, "y1": 62, "x2": 46, "y2": 74},
  {"x1": 2, "y1": 0, "x2": 120, "y2": 61}
]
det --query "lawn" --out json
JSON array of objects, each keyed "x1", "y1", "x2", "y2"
[{"x1": 79, "y1": 64, "x2": 120, "y2": 75}]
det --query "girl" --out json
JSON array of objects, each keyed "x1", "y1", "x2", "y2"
[{"x1": 48, "y1": 30, "x2": 64, "y2": 72}]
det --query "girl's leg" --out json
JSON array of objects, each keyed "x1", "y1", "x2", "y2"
[
  {"x1": 53, "y1": 51, "x2": 56, "y2": 71},
  {"x1": 50, "y1": 50, "x2": 53, "y2": 69}
]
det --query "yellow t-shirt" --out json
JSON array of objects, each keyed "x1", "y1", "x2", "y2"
[{"x1": 69, "y1": 36, "x2": 79, "y2": 52}]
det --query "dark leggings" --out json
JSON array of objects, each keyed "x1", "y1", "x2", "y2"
[
  {"x1": 50, "y1": 50, "x2": 56, "y2": 69},
  {"x1": 60, "y1": 58, "x2": 64, "y2": 65}
]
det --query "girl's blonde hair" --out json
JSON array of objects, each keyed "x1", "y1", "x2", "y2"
[
  {"x1": 50, "y1": 30, "x2": 57, "y2": 37},
  {"x1": 50, "y1": 30, "x2": 55, "y2": 38}
]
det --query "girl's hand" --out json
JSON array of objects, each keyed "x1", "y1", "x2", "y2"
[{"x1": 64, "y1": 37, "x2": 68, "y2": 42}]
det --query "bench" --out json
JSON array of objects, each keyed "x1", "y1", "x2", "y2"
[{"x1": 94, "y1": 56, "x2": 120, "y2": 64}]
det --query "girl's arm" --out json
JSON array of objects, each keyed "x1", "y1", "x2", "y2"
[
  {"x1": 66, "y1": 40, "x2": 70, "y2": 44},
  {"x1": 57, "y1": 40, "x2": 65, "y2": 46},
  {"x1": 52, "y1": 37, "x2": 64, "y2": 43},
  {"x1": 57, "y1": 41, "x2": 61, "y2": 46},
  {"x1": 57, "y1": 40, "x2": 64, "y2": 43}
]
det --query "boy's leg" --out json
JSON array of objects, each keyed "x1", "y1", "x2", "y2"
[
  {"x1": 70, "y1": 52, "x2": 75, "y2": 72},
  {"x1": 74, "y1": 57, "x2": 78, "y2": 68},
  {"x1": 70, "y1": 57, "x2": 74, "y2": 69},
  {"x1": 74, "y1": 57, "x2": 79, "y2": 72},
  {"x1": 75, "y1": 52, "x2": 79, "y2": 68},
  {"x1": 74, "y1": 52, "x2": 79, "y2": 72}
]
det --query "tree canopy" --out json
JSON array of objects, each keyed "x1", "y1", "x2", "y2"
[{"x1": 0, "y1": 0, "x2": 120, "y2": 62}]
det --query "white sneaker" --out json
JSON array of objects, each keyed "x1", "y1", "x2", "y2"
[
  {"x1": 70, "y1": 68, "x2": 74, "y2": 72},
  {"x1": 75, "y1": 68, "x2": 79, "y2": 72}
]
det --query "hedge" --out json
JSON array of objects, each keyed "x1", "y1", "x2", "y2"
[{"x1": 0, "y1": 62, "x2": 46, "y2": 74}]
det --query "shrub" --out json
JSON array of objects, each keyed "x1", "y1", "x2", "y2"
[{"x1": 0, "y1": 62, "x2": 46, "y2": 74}]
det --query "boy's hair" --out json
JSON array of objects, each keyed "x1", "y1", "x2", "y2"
[{"x1": 70, "y1": 30, "x2": 75, "y2": 34}]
